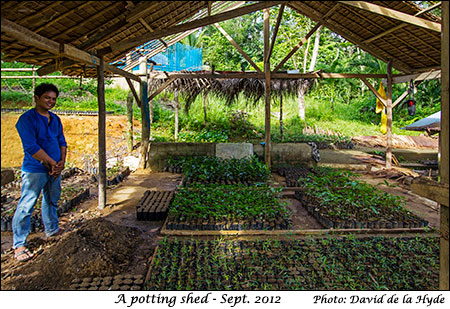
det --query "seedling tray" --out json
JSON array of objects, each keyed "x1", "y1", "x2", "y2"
[
  {"x1": 165, "y1": 215, "x2": 291, "y2": 231},
  {"x1": 136, "y1": 190, "x2": 175, "y2": 221},
  {"x1": 69, "y1": 274, "x2": 144, "y2": 290},
  {"x1": 295, "y1": 190, "x2": 429, "y2": 229},
  {"x1": 145, "y1": 236, "x2": 439, "y2": 290}
]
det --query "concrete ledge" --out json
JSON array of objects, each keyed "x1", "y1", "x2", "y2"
[
  {"x1": 254, "y1": 143, "x2": 314, "y2": 165},
  {"x1": 147, "y1": 142, "x2": 215, "y2": 171},
  {"x1": 216, "y1": 143, "x2": 253, "y2": 159}
]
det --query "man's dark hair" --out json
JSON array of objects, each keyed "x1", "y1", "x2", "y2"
[{"x1": 34, "y1": 83, "x2": 59, "y2": 98}]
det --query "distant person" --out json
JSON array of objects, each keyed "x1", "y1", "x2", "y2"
[{"x1": 12, "y1": 83, "x2": 67, "y2": 262}]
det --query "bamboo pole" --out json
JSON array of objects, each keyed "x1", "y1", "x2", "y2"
[
  {"x1": 385, "y1": 59, "x2": 393, "y2": 169},
  {"x1": 264, "y1": 8, "x2": 271, "y2": 168},
  {"x1": 97, "y1": 56, "x2": 106, "y2": 210}
]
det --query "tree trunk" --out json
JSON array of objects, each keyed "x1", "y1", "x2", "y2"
[
  {"x1": 298, "y1": 85, "x2": 306, "y2": 121},
  {"x1": 126, "y1": 91, "x2": 134, "y2": 152},
  {"x1": 308, "y1": 25, "x2": 322, "y2": 72},
  {"x1": 303, "y1": 37, "x2": 311, "y2": 73}
]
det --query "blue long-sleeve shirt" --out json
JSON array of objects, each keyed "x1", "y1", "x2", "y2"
[{"x1": 15, "y1": 109, "x2": 67, "y2": 173}]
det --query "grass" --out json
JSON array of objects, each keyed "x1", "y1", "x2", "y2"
[{"x1": 1, "y1": 79, "x2": 425, "y2": 141}]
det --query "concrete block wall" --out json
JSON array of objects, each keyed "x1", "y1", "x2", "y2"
[
  {"x1": 147, "y1": 142, "x2": 215, "y2": 171},
  {"x1": 253, "y1": 143, "x2": 315, "y2": 167},
  {"x1": 147, "y1": 142, "x2": 315, "y2": 171}
]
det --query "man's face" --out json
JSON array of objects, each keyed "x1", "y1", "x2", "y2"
[{"x1": 35, "y1": 91, "x2": 57, "y2": 111}]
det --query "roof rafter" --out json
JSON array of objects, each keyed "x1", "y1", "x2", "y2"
[
  {"x1": 1, "y1": 17, "x2": 141, "y2": 82},
  {"x1": 364, "y1": 2, "x2": 442, "y2": 43},
  {"x1": 338, "y1": 1, "x2": 441, "y2": 32},
  {"x1": 97, "y1": 1, "x2": 286, "y2": 56},
  {"x1": 289, "y1": 1, "x2": 414, "y2": 73}
]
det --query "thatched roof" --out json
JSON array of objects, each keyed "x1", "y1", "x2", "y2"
[
  {"x1": 1, "y1": 1, "x2": 442, "y2": 77},
  {"x1": 149, "y1": 72, "x2": 312, "y2": 111}
]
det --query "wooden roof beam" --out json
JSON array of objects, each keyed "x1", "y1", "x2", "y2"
[
  {"x1": 139, "y1": 18, "x2": 168, "y2": 48},
  {"x1": 214, "y1": 23, "x2": 262, "y2": 72},
  {"x1": 1, "y1": 17, "x2": 141, "y2": 82},
  {"x1": 272, "y1": 2, "x2": 340, "y2": 72},
  {"x1": 126, "y1": 2, "x2": 161, "y2": 23},
  {"x1": 33, "y1": 2, "x2": 92, "y2": 34},
  {"x1": 344, "y1": 6, "x2": 437, "y2": 66},
  {"x1": 338, "y1": 1, "x2": 441, "y2": 32},
  {"x1": 389, "y1": 69, "x2": 441, "y2": 84},
  {"x1": 364, "y1": 2, "x2": 442, "y2": 44},
  {"x1": 148, "y1": 78, "x2": 176, "y2": 102},
  {"x1": 37, "y1": 18, "x2": 129, "y2": 76},
  {"x1": 51, "y1": 2, "x2": 123, "y2": 41},
  {"x1": 266, "y1": 4, "x2": 285, "y2": 63},
  {"x1": 98, "y1": 1, "x2": 286, "y2": 56},
  {"x1": 361, "y1": 77, "x2": 387, "y2": 107},
  {"x1": 289, "y1": 2, "x2": 414, "y2": 73},
  {"x1": 125, "y1": 77, "x2": 142, "y2": 108},
  {"x1": 273, "y1": 23, "x2": 321, "y2": 73}
]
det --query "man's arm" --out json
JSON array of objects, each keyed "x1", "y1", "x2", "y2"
[{"x1": 31, "y1": 149, "x2": 57, "y2": 171}]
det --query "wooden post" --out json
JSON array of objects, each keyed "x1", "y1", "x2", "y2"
[
  {"x1": 126, "y1": 91, "x2": 134, "y2": 152},
  {"x1": 139, "y1": 57, "x2": 150, "y2": 169},
  {"x1": 264, "y1": 8, "x2": 271, "y2": 168},
  {"x1": 440, "y1": 0, "x2": 449, "y2": 291},
  {"x1": 174, "y1": 93, "x2": 179, "y2": 141},
  {"x1": 148, "y1": 63, "x2": 154, "y2": 126},
  {"x1": 97, "y1": 56, "x2": 106, "y2": 210},
  {"x1": 280, "y1": 93, "x2": 283, "y2": 141},
  {"x1": 31, "y1": 65, "x2": 36, "y2": 106},
  {"x1": 385, "y1": 59, "x2": 393, "y2": 169}
]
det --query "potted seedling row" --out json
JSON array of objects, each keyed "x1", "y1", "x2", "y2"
[
  {"x1": 145, "y1": 236, "x2": 439, "y2": 290},
  {"x1": 166, "y1": 183, "x2": 292, "y2": 231},
  {"x1": 294, "y1": 167, "x2": 429, "y2": 229}
]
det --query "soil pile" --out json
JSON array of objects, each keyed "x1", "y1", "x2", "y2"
[{"x1": 3, "y1": 217, "x2": 140, "y2": 290}]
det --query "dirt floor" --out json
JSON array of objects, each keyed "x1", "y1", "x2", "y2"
[{"x1": 1, "y1": 170, "x2": 181, "y2": 290}]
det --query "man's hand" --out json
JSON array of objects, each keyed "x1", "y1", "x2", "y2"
[{"x1": 49, "y1": 160, "x2": 65, "y2": 178}]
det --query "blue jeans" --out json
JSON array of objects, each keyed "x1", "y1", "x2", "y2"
[{"x1": 12, "y1": 172, "x2": 62, "y2": 249}]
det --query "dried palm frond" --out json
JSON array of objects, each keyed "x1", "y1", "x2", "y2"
[{"x1": 147, "y1": 72, "x2": 313, "y2": 112}]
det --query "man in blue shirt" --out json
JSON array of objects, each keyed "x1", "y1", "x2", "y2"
[{"x1": 13, "y1": 83, "x2": 67, "y2": 262}]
